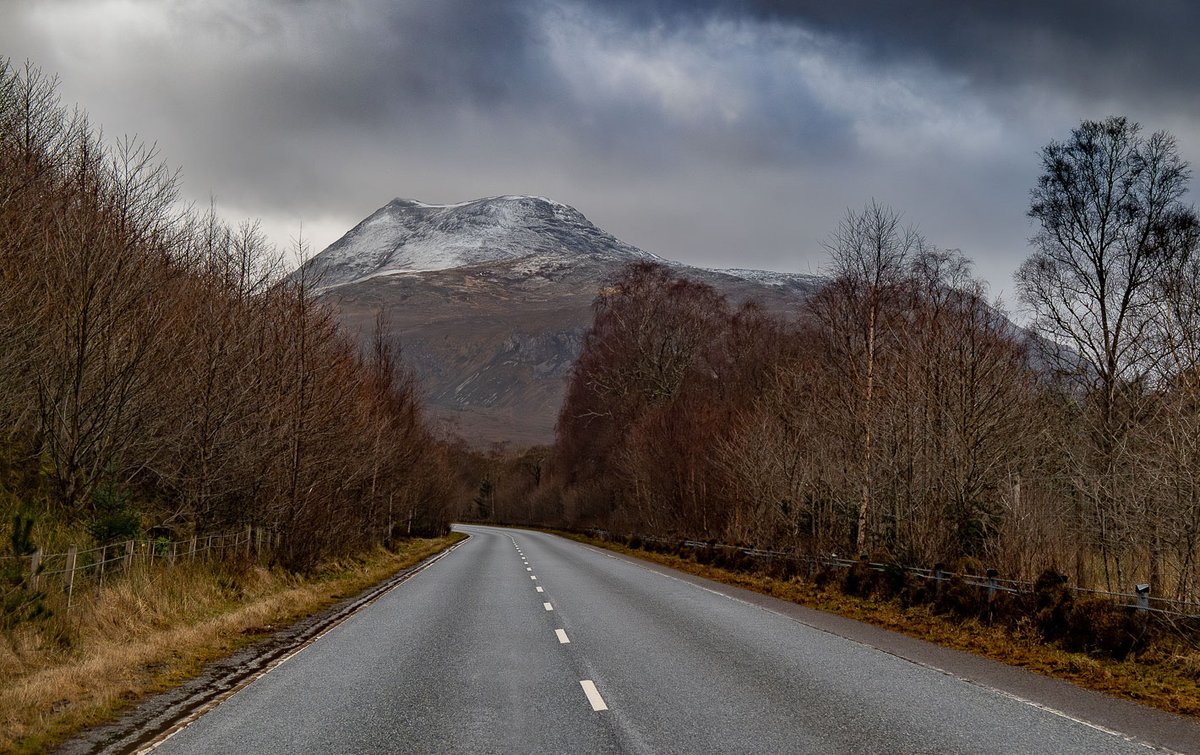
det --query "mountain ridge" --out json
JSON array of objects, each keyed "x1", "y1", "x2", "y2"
[{"x1": 303, "y1": 195, "x2": 816, "y2": 446}]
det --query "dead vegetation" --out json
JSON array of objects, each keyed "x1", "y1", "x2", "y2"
[
  {"x1": 567, "y1": 532, "x2": 1200, "y2": 718},
  {"x1": 0, "y1": 534, "x2": 462, "y2": 753}
]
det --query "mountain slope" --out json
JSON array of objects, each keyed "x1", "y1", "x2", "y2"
[
  {"x1": 305, "y1": 195, "x2": 660, "y2": 290},
  {"x1": 304, "y1": 196, "x2": 817, "y2": 446}
]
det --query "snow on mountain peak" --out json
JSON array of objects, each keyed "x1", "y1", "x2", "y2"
[{"x1": 304, "y1": 195, "x2": 655, "y2": 289}]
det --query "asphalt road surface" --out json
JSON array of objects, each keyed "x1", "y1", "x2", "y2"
[{"x1": 150, "y1": 525, "x2": 1200, "y2": 754}]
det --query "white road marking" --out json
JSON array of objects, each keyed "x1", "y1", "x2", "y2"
[
  {"x1": 536, "y1": 586, "x2": 544, "y2": 592},
  {"x1": 556, "y1": 629, "x2": 570, "y2": 644},
  {"x1": 573, "y1": 542, "x2": 1166, "y2": 753},
  {"x1": 526, "y1": 567, "x2": 533, "y2": 571},
  {"x1": 580, "y1": 680, "x2": 608, "y2": 711},
  {"x1": 530, "y1": 575, "x2": 537, "y2": 580},
  {"x1": 543, "y1": 602, "x2": 554, "y2": 611}
]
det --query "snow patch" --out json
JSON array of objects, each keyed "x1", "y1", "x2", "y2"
[{"x1": 304, "y1": 195, "x2": 657, "y2": 290}]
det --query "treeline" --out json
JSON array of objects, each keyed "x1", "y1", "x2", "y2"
[
  {"x1": 0, "y1": 61, "x2": 453, "y2": 570},
  {"x1": 485, "y1": 117, "x2": 1200, "y2": 603}
]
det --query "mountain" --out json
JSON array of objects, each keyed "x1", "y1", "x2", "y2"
[{"x1": 302, "y1": 195, "x2": 818, "y2": 447}]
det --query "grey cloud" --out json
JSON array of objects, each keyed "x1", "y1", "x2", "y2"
[{"x1": 0, "y1": 0, "x2": 1196, "y2": 306}]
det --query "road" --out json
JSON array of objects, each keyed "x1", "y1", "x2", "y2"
[{"x1": 151, "y1": 525, "x2": 1199, "y2": 754}]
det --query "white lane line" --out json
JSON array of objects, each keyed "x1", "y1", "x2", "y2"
[
  {"x1": 530, "y1": 575, "x2": 537, "y2": 580},
  {"x1": 572, "y1": 542, "x2": 1166, "y2": 753},
  {"x1": 536, "y1": 586, "x2": 544, "y2": 592},
  {"x1": 526, "y1": 567, "x2": 533, "y2": 571},
  {"x1": 556, "y1": 629, "x2": 570, "y2": 644},
  {"x1": 580, "y1": 680, "x2": 608, "y2": 711},
  {"x1": 543, "y1": 602, "x2": 554, "y2": 611}
]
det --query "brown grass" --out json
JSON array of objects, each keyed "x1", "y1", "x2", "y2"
[
  {"x1": 561, "y1": 532, "x2": 1200, "y2": 718},
  {"x1": 0, "y1": 534, "x2": 464, "y2": 753}
]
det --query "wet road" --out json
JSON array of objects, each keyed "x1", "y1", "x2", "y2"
[{"x1": 152, "y1": 525, "x2": 1199, "y2": 754}]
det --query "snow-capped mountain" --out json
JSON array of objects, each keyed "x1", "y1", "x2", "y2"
[
  {"x1": 306, "y1": 195, "x2": 817, "y2": 446},
  {"x1": 304, "y1": 195, "x2": 661, "y2": 289}
]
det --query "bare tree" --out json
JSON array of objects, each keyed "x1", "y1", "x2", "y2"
[
  {"x1": 1018, "y1": 116, "x2": 1200, "y2": 588},
  {"x1": 810, "y1": 200, "x2": 923, "y2": 553}
]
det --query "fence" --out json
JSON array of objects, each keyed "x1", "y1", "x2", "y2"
[
  {"x1": 9, "y1": 525, "x2": 274, "y2": 610},
  {"x1": 586, "y1": 529, "x2": 1200, "y2": 619}
]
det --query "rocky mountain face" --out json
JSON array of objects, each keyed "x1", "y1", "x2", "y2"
[{"x1": 304, "y1": 196, "x2": 818, "y2": 447}]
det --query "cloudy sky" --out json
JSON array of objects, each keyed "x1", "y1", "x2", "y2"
[{"x1": 3, "y1": 0, "x2": 1198, "y2": 305}]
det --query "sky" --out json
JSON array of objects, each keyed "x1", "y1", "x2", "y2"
[{"x1": 2, "y1": 0, "x2": 1199, "y2": 308}]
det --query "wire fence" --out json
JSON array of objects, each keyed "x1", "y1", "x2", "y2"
[
  {"x1": 586, "y1": 529, "x2": 1200, "y2": 619},
  {"x1": 8, "y1": 525, "x2": 275, "y2": 610}
]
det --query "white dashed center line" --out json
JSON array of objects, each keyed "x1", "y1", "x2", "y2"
[
  {"x1": 526, "y1": 567, "x2": 532, "y2": 571},
  {"x1": 580, "y1": 680, "x2": 608, "y2": 711},
  {"x1": 555, "y1": 629, "x2": 570, "y2": 644},
  {"x1": 530, "y1": 575, "x2": 537, "y2": 580},
  {"x1": 543, "y1": 602, "x2": 554, "y2": 611},
  {"x1": 536, "y1": 586, "x2": 544, "y2": 592}
]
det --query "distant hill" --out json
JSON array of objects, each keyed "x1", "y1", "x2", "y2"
[{"x1": 301, "y1": 196, "x2": 818, "y2": 446}]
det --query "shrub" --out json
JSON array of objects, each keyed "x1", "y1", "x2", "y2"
[{"x1": 1, "y1": 513, "x2": 50, "y2": 629}]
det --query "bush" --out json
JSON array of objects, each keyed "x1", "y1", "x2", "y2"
[
  {"x1": 88, "y1": 483, "x2": 141, "y2": 544},
  {"x1": 1031, "y1": 569, "x2": 1073, "y2": 642},
  {"x1": 1, "y1": 513, "x2": 50, "y2": 629},
  {"x1": 933, "y1": 574, "x2": 985, "y2": 619},
  {"x1": 1061, "y1": 599, "x2": 1149, "y2": 660}
]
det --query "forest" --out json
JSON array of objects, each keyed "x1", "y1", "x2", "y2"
[
  {"x1": 0, "y1": 60, "x2": 455, "y2": 578},
  {"x1": 481, "y1": 116, "x2": 1200, "y2": 607}
]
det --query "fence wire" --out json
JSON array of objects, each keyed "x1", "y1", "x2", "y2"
[
  {"x1": 590, "y1": 530, "x2": 1200, "y2": 619},
  {"x1": 9, "y1": 526, "x2": 272, "y2": 610}
]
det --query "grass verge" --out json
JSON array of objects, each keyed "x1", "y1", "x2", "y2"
[
  {"x1": 558, "y1": 531, "x2": 1200, "y2": 718},
  {"x1": 0, "y1": 533, "x2": 465, "y2": 753}
]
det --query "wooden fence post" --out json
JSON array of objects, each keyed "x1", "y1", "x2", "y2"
[
  {"x1": 189, "y1": 536, "x2": 197, "y2": 563},
  {"x1": 65, "y1": 545, "x2": 78, "y2": 609},
  {"x1": 97, "y1": 544, "x2": 107, "y2": 591},
  {"x1": 245, "y1": 524, "x2": 252, "y2": 559},
  {"x1": 124, "y1": 540, "x2": 134, "y2": 570},
  {"x1": 29, "y1": 548, "x2": 41, "y2": 591}
]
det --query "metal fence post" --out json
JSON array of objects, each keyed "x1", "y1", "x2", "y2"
[
  {"x1": 986, "y1": 568, "x2": 999, "y2": 602},
  {"x1": 933, "y1": 562, "x2": 945, "y2": 596},
  {"x1": 1135, "y1": 583, "x2": 1150, "y2": 613},
  {"x1": 29, "y1": 548, "x2": 42, "y2": 591},
  {"x1": 65, "y1": 545, "x2": 78, "y2": 609}
]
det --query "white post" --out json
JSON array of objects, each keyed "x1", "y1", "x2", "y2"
[
  {"x1": 29, "y1": 548, "x2": 41, "y2": 591},
  {"x1": 65, "y1": 546, "x2": 78, "y2": 609}
]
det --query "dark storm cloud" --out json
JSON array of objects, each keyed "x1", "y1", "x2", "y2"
[
  {"x1": 1, "y1": 0, "x2": 1197, "y2": 302},
  {"x1": 610, "y1": 0, "x2": 1200, "y2": 108}
]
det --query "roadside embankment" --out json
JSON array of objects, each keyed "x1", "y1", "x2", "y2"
[
  {"x1": 0, "y1": 534, "x2": 464, "y2": 754},
  {"x1": 557, "y1": 530, "x2": 1200, "y2": 719}
]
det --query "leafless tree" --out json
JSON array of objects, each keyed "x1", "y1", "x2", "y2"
[
  {"x1": 809, "y1": 200, "x2": 923, "y2": 553},
  {"x1": 1018, "y1": 116, "x2": 1200, "y2": 588}
]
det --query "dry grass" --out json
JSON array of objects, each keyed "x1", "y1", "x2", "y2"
[
  {"x1": 0, "y1": 534, "x2": 464, "y2": 753},
  {"x1": 563, "y1": 533, "x2": 1200, "y2": 718}
]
